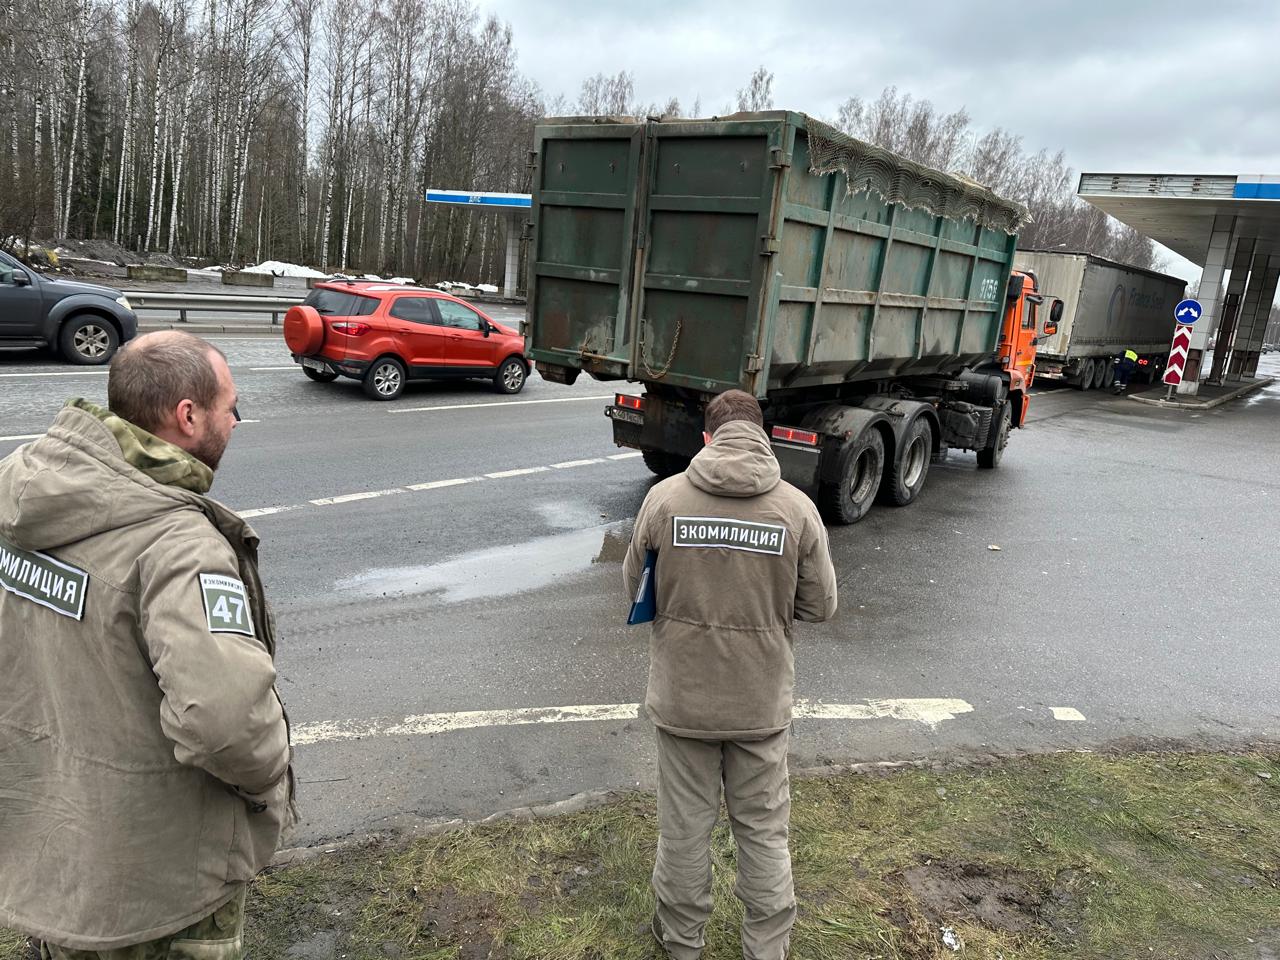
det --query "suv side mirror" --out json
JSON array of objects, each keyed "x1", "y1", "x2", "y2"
[{"x1": 482, "y1": 321, "x2": 492, "y2": 338}]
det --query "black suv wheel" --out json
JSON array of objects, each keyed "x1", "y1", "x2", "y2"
[{"x1": 59, "y1": 315, "x2": 120, "y2": 365}]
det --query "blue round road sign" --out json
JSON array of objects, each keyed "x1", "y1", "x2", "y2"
[{"x1": 1174, "y1": 298, "x2": 1203, "y2": 324}]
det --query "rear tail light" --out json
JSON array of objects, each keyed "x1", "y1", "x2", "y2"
[
  {"x1": 330, "y1": 321, "x2": 370, "y2": 336},
  {"x1": 1138, "y1": 358, "x2": 1150, "y2": 365},
  {"x1": 615, "y1": 394, "x2": 644, "y2": 410},
  {"x1": 771, "y1": 426, "x2": 819, "y2": 446}
]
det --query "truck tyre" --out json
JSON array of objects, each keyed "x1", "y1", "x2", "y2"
[
  {"x1": 879, "y1": 417, "x2": 933, "y2": 507},
  {"x1": 1093, "y1": 357, "x2": 1112, "y2": 390},
  {"x1": 819, "y1": 428, "x2": 884, "y2": 525},
  {"x1": 641, "y1": 449, "x2": 690, "y2": 478},
  {"x1": 977, "y1": 401, "x2": 1011, "y2": 469},
  {"x1": 59, "y1": 315, "x2": 119, "y2": 365},
  {"x1": 1075, "y1": 358, "x2": 1095, "y2": 391}
]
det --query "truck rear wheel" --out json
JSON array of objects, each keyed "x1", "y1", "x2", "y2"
[
  {"x1": 1093, "y1": 358, "x2": 1112, "y2": 390},
  {"x1": 819, "y1": 428, "x2": 884, "y2": 525},
  {"x1": 977, "y1": 401, "x2": 1011, "y2": 469},
  {"x1": 641, "y1": 449, "x2": 690, "y2": 479},
  {"x1": 1075, "y1": 359, "x2": 1095, "y2": 391},
  {"x1": 879, "y1": 417, "x2": 933, "y2": 507}
]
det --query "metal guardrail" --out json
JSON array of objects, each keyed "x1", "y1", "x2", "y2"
[{"x1": 124, "y1": 290, "x2": 305, "y2": 325}]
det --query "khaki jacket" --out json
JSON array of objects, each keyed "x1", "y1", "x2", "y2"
[
  {"x1": 0, "y1": 402, "x2": 292, "y2": 950},
  {"x1": 623, "y1": 421, "x2": 837, "y2": 740}
]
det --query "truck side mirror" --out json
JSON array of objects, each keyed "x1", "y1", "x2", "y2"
[
  {"x1": 1044, "y1": 299, "x2": 1063, "y2": 336},
  {"x1": 1006, "y1": 275, "x2": 1022, "y2": 302}
]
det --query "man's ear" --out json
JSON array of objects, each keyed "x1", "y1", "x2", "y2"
[{"x1": 174, "y1": 398, "x2": 198, "y2": 438}]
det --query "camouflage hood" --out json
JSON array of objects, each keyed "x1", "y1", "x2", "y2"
[{"x1": 0, "y1": 400, "x2": 213, "y2": 554}]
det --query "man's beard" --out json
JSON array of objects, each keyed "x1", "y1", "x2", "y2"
[{"x1": 191, "y1": 429, "x2": 229, "y2": 472}]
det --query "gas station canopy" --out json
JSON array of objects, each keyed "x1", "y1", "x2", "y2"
[{"x1": 1078, "y1": 173, "x2": 1280, "y2": 391}]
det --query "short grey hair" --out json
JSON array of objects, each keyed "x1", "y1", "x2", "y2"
[{"x1": 107, "y1": 332, "x2": 226, "y2": 434}]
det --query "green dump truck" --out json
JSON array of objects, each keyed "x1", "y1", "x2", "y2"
[{"x1": 526, "y1": 111, "x2": 1044, "y2": 523}]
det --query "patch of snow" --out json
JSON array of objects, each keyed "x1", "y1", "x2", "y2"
[
  {"x1": 242, "y1": 260, "x2": 330, "y2": 279},
  {"x1": 476, "y1": 283, "x2": 499, "y2": 294},
  {"x1": 387, "y1": 276, "x2": 416, "y2": 285}
]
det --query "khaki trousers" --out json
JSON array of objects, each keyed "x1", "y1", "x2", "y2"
[
  {"x1": 41, "y1": 886, "x2": 246, "y2": 960},
  {"x1": 652, "y1": 727, "x2": 794, "y2": 960}
]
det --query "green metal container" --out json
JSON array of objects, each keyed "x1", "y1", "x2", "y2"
[{"x1": 527, "y1": 111, "x2": 1025, "y2": 398}]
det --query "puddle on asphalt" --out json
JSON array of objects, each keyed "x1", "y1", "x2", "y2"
[{"x1": 337, "y1": 519, "x2": 633, "y2": 602}]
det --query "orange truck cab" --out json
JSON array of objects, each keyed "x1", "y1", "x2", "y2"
[{"x1": 997, "y1": 270, "x2": 1062, "y2": 428}]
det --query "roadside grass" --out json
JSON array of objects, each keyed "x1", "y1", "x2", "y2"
[{"x1": 4, "y1": 750, "x2": 1279, "y2": 959}]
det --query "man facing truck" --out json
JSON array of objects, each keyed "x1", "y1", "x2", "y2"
[{"x1": 624, "y1": 390, "x2": 838, "y2": 960}]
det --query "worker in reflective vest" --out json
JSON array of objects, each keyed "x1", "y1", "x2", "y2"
[{"x1": 1113, "y1": 349, "x2": 1140, "y2": 392}]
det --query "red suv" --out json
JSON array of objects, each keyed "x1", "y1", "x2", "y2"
[{"x1": 283, "y1": 281, "x2": 529, "y2": 400}]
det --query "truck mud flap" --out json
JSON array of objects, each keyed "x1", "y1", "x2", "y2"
[
  {"x1": 772, "y1": 442, "x2": 820, "y2": 498},
  {"x1": 605, "y1": 405, "x2": 643, "y2": 448}
]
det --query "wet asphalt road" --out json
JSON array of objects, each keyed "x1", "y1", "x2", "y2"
[{"x1": 2, "y1": 329, "x2": 1278, "y2": 846}]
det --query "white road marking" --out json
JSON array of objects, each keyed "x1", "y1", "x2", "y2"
[
  {"x1": 291, "y1": 697, "x2": 975, "y2": 746},
  {"x1": 311, "y1": 488, "x2": 406, "y2": 506},
  {"x1": 609, "y1": 452, "x2": 643, "y2": 460},
  {"x1": 485, "y1": 466, "x2": 550, "y2": 479},
  {"x1": 406, "y1": 477, "x2": 477, "y2": 492},
  {"x1": 1051, "y1": 707, "x2": 1087, "y2": 722},
  {"x1": 794, "y1": 697, "x2": 974, "y2": 729},
  {"x1": 0, "y1": 434, "x2": 42, "y2": 442},
  {"x1": 0, "y1": 370, "x2": 110, "y2": 378},
  {"x1": 235, "y1": 449, "x2": 643, "y2": 519},
  {"x1": 238, "y1": 505, "x2": 299, "y2": 519},
  {"x1": 389, "y1": 395, "x2": 613, "y2": 414},
  {"x1": 249, "y1": 366, "x2": 299, "y2": 371},
  {"x1": 238, "y1": 419, "x2": 262, "y2": 424}
]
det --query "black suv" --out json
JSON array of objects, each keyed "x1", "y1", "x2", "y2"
[{"x1": 0, "y1": 250, "x2": 139, "y2": 364}]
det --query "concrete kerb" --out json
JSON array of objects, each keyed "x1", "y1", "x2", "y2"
[
  {"x1": 1129, "y1": 376, "x2": 1275, "y2": 410},
  {"x1": 268, "y1": 759, "x2": 926, "y2": 869},
  {"x1": 266, "y1": 735, "x2": 1280, "y2": 870},
  {"x1": 138, "y1": 322, "x2": 282, "y2": 336}
]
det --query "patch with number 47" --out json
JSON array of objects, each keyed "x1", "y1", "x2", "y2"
[{"x1": 199, "y1": 573, "x2": 256, "y2": 637}]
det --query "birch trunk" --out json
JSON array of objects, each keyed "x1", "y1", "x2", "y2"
[{"x1": 61, "y1": 39, "x2": 87, "y2": 236}]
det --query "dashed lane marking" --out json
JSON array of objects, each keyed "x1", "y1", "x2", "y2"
[
  {"x1": 0, "y1": 434, "x2": 43, "y2": 442},
  {"x1": 235, "y1": 451, "x2": 643, "y2": 520},
  {"x1": 311, "y1": 488, "x2": 407, "y2": 506},
  {"x1": 609, "y1": 452, "x2": 643, "y2": 460},
  {"x1": 1051, "y1": 707, "x2": 1087, "y2": 722},
  {"x1": 389, "y1": 395, "x2": 615, "y2": 414},
  {"x1": 290, "y1": 697, "x2": 977, "y2": 746},
  {"x1": 0, "y1": 370, "x2": 110, "y2": 378},
  {"x1": 405, "y1": 477, "x2": 476, "y2": 492},
  {"x1": 485, "y1": 466, "x2": 550, "y2": 479},
  {"x1": 238, "y1": 505, "x2": 300, "y2": 519}
]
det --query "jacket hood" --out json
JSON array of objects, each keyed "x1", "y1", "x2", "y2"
[
  {"x1": 0, "y1": 403, "x2": 213, "y2": 553},
  {"x1": 684, "y1": 420, "x2": 780, "y2": 498}
]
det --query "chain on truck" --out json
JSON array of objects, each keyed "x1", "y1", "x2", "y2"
[{"x1": 525, "y1": 111, "x2": 1062, "y2": 524}]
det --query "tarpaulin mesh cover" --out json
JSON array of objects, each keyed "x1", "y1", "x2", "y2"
[{"x1": 804, "y1": 115, "x2": 1031, "y2": 235}]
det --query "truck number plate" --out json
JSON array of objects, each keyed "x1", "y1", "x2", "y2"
[{"x1": 609, "y1": 407, "x2": 644, "y2": 425}]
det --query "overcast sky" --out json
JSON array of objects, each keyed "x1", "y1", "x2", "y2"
[{"x1": 478, "y1": 0, "x2": 1279, "y2": 285}]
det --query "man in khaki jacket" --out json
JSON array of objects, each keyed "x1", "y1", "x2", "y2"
[
  {"x1": 624, "y1": 390, "x2": 838, "y2": 960},
  {"x1": 0, "y1": 331, "x2": 293, "y2": 958}
]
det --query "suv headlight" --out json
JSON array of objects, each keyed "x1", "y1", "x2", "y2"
[{"x1": 116, "y1": 296, "x2": 132, "y2": 311}]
